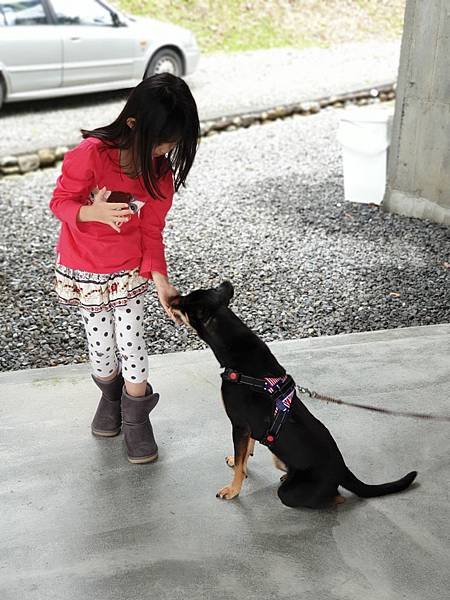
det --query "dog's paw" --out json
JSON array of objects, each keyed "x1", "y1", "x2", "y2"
[
  {"x1": 216, "y1": 485, "x2": 240, "y2": 500},
  {"x1": 225, "y1": 455, "x2": 235, "y2": 468}
]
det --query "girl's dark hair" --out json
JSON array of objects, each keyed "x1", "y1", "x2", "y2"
[{"x1": 81, "y1": 73, "x2": 200, "y2": 198}]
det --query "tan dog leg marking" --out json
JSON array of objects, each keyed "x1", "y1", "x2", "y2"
[
  {"x1": 225, "y1": 437, "x2": 255, "y2": 476},
  {"x1": 335, "y1": 495, "x2": 346, "y2": 505},
  {"x1": 218, "y1": 434, "x2": 252, "y2": 499}
]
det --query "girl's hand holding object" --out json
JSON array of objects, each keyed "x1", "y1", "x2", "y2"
[{"x1": 78, "y1": 186, "x2": 133, "y2": 233}]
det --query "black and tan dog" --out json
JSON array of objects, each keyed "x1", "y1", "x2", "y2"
[{"x1": 172, "y1": 282, "x2": 417, "y2": 507}]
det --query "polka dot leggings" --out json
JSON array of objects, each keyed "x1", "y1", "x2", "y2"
[{"x1": 80, "y1": 296, "x2": 148, "y2": 383}]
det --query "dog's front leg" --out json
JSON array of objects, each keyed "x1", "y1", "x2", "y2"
[
  {"x1": 217, "y1": 425, "x2": 250, "y2": 500},
  {"x1": 225, "y1": 436, "x2": 255, "y2": 473}
]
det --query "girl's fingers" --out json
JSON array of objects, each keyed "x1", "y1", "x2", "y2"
[
  {"x1": 107, "y1": 205, "x2": 133, "y2": 219},
  {"x1": 89, "y1": 186, "x2": 100, "y2": 201},
  {"x1": 164, "y1": 305, "x2": 177, "y2": 322},
  {"x1": 157, "y1": 292, "x2": 176, "y2": 321},
  {"x1": 107, "y1": 215, "x2": 130, "y2": 231},
  {"x1": 169, "y1": 307, "x2": 182, "y2": 324},
  {"x1": 110, "y1": 209, "x2": 133, "y2": 217},
  {"x1": 93, "y1": 187, "x2": 110, "y2": 202},
  {"x1": 107, "y1": 203, "x2": 133, "y2": 211},
  {"x1": 108, "y1": 222, "x2": 122, "y2": 233},
  {"x1": 92, "y1": 187, "x2": 111, "y2": 203}
]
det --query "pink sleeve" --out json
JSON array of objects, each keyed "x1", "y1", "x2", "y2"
[
  {"x1": 49, "y1": 140, "x2": 97, "y2": 225},
  {"x1": 139, "y1": 173, "x2": 174, "y2": 279}
]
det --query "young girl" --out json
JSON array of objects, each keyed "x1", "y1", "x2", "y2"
[{"x1": 50, "y1": 74, "x2": 200, "y2": 464}]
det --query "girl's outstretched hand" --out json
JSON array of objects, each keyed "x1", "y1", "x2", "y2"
[
  {"x1": 78, "y1": 186, "x2": 133, "y2": 233},
  {"x1": 152, "y1": 272, "x2": 181, "y2": 322}
]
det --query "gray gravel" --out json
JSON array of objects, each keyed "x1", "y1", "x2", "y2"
[
  {"x1": 1, "y1": 106, "x2": 449, "y2": 372},
  {"x1": 0, "y1": 40, "x2": 400, "y2": 156}
]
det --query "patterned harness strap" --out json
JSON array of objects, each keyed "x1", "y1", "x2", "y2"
[{"x1": 221, "y1": 368, "x2": 296, "y2": 448}]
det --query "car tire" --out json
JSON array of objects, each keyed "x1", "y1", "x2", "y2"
[
  {"x1": 145, "y1": 48, "x2": 183, "y2": 78},
  {"x1": 0, "y1": 78, "x2": 4, "y2": 111}
]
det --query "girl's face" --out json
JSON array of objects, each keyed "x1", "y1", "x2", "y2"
[
  {"x1": 152, "y1": 142, "x2": 177, "y2": 158},
  {"x1": 126, "y1": 118, "x2": 177, "y2": 158}
]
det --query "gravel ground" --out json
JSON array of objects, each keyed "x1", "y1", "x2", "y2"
[
  {"x1": 1, "y1": 106, "x2": 449, "y2": 372},
  {"x1": 0, "y1": 40, "x2": 400, "y2": 156}
]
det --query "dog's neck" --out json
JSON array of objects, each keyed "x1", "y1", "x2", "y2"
[{"x1": 200, "y1": 307, "x2": 285, "y2": 378}]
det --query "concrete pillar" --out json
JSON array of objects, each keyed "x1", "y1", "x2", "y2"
[{"x1": 384, "y1": 0, "x2": 450, "y2": 224}]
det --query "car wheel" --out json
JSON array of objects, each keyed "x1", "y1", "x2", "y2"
[
  {"x1": 0, "y1": 78, "x2": 4, "y2": 111},
  {"x1": 145, "y1": 48, "x2": 183, "y2": 78}
]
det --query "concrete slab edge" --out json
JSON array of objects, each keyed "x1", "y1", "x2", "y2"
[
  {"x1": 1, "y1": 323, "x2": 448, "y2": 385},
  {"x1": 0, "y1": 82, "x2": 396, "y2": 177}
]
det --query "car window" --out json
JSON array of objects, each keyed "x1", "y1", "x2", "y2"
[
  {"x1": 0, "y1": 0, "x2": 48, "y2": 26},
  {"x1": 51, "y1": 0, "x2": 114, "y2": 26}
]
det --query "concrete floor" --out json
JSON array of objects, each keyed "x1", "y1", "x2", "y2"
[{"x1": 0, "y1": 325, "x2": 449, "y2": 600}]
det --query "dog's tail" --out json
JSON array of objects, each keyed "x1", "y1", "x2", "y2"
[{"x1": 341, "y1": 466, "x2": 417, "y2": 498}]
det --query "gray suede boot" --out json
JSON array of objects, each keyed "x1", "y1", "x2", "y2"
[
  {"x1": 121, "y1": 384, "x2": 159, "y2": 464},
  {"x1": 91, "y1": 368, "x2": 124, "y2": 437}
]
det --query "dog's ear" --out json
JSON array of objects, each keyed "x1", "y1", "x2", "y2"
[{"x1": 216, "y1": 281, "x2": 234, "y2": 307}]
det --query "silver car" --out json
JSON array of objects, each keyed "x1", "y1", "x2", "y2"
[{"x1": 0, "y1": 0, "x2": 200, "y2": 109}]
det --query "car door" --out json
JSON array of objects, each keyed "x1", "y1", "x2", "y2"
[
  {"x1": 48, "y1": 0, "x2": 137, "y2": 88},
  {"x1": 0, "y1": 0, "x2": 62, "y2": 95}
]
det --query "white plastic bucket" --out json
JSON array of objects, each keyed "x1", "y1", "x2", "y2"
[{"x1": 337, "y1": 107, "x2": 394, "y2": 205}]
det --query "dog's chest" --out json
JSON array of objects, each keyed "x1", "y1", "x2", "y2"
[{"x1": 245, "y1": 393, "x2": 275, "y2": 439}]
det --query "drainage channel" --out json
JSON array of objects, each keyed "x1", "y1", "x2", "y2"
[{"x1": 0, "y1": 82, "x2": 395, "y2": 178}]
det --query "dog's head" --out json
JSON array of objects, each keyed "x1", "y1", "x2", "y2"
[{"x1": 171, "y1": 281, "x2": 234, "y2": 333}]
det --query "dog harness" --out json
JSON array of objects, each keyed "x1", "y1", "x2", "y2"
[{"x1": 221, "y1": 368, "x2": 296, "y2": 448}]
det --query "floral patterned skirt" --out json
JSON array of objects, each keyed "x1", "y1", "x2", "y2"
[{"x1": 54, "y1": 262, "x2": 149, "y2": 313}]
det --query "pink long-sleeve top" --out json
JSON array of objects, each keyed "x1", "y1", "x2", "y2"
[{"x1": 49, "y1": 137, "x2": 173, "y2": 278}]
